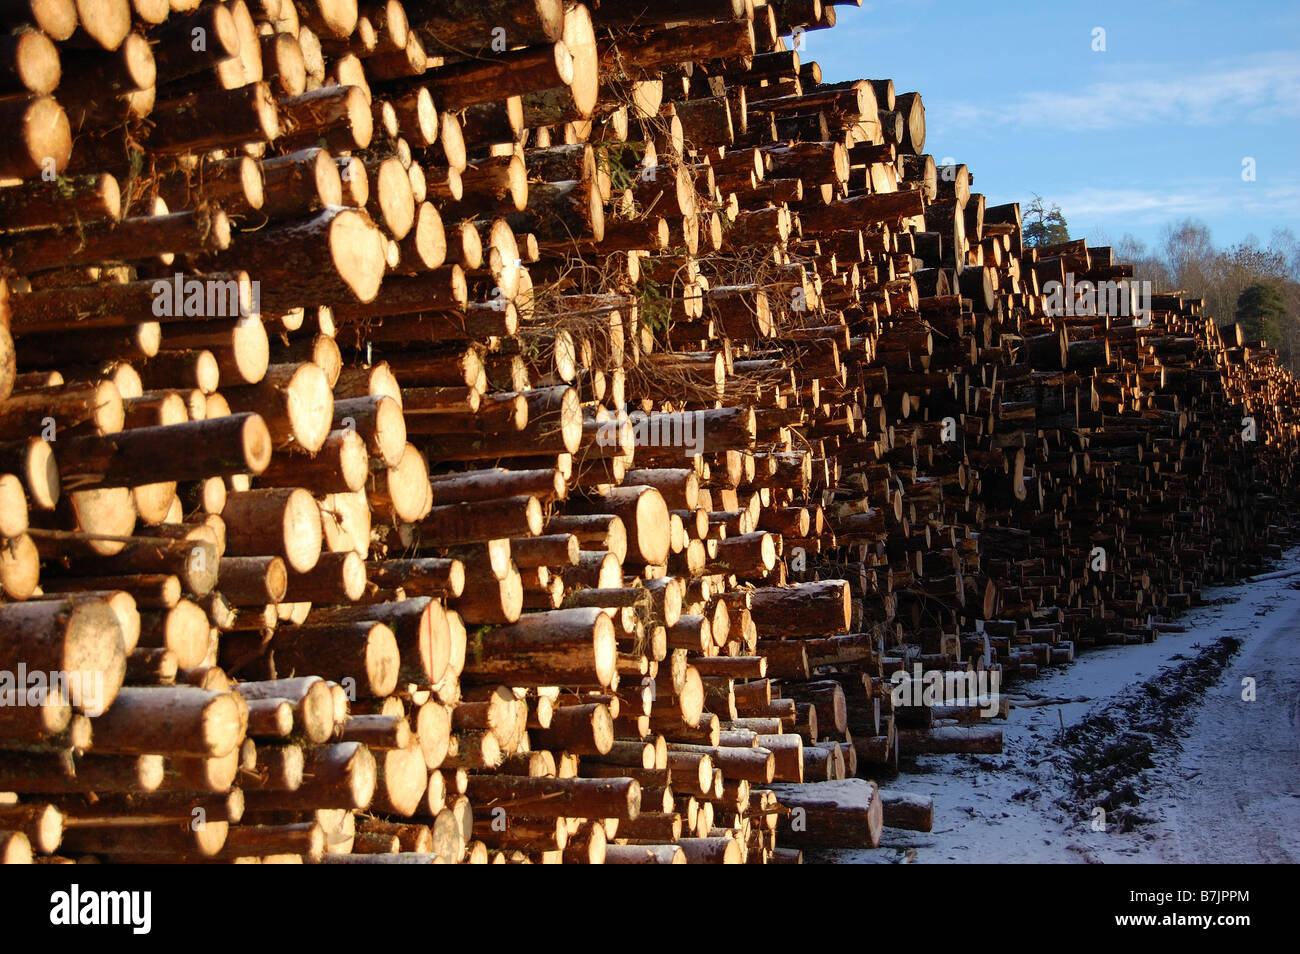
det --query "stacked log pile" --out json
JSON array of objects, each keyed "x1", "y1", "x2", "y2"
[{"x1": 0, "y1": 0, "x2": 1295, "y2": 864}]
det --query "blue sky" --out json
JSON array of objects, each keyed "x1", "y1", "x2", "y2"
[{"x1": 806, "y1": 0, "x2": 1300, "y2": 251}]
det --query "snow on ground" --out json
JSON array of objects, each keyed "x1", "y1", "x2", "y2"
[{"x1": 822, "y1": 547, "x2": 1300, "y2": 864}]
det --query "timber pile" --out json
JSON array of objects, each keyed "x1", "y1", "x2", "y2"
[{"x1": 0, "y1": 0, "x2": 1295, "y2": 864}]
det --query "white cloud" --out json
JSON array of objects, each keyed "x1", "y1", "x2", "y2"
[
  {"x1": 939, "y1": 52, "x2": 1300, "y2": 131},
  {"x1": 1051, "y1": 180, "x2": 1300, "y2": 227}
]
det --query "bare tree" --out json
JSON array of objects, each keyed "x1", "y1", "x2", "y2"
[
  {"x1": 1159, "y1": 219, "x2": 1218, "y2": 292},
  {"x1": 1115, "y1": 221, "x2": 1300, "y2": 372}
]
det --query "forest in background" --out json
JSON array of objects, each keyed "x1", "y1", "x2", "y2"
[
  {"x1": 1116, "y1": 222, "x2": 1300, "y2": 371},
  {"x1": 1025, "y1": 199, "x2": 1300, "y2": 373}
]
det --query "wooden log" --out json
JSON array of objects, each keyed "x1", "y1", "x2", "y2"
[
  {"x1": 464, "y1": 775, "x2": 640, "y2": 821},
  {"x1": 0, "y1": 95, "x2": 69, "y2": 178},
  {"x1": 879, "y1": 790, "x2": 934, "y2": 832},
  {"x1": 235, "y1": 677, "x2": 335, "y2": 745},
  {"x1": 461, "y1": 608, "x2": 617, "y2": 688},
  {"x1": 0, "y1": 596, "x2": 126, "y2": 713},
  {"x1": 223, "y1": 363, "x2": 335, "y2": 453},
  {"x1": 764, "y1": 778, "x2": 883, "y2": 849},
  {"x1": 897, "y1": 725, "x2": 1002, "y2": 754},
  {"x1": 242, "y1": 742, "x2": 376, "y2": 811},
  {"x1": 86, "y1": 687, "x2": 245, "y2": 757},
  {"x1": 219, "y1": 207, "x2": 386, "y2": 309},
  {"x1": 221, "y1": 488, "x2": 322, "y2": 573},
  {"x1": 54, "y1": 414, "x2": 272, "y2": 488}
]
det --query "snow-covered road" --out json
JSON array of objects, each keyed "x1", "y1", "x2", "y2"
[
  {"x1": 824, "y1": 548, "x2": 1300, "y2": 864},
  {"x1": 1152, "y1": 574, "x2": 1300, "y2": 863}
]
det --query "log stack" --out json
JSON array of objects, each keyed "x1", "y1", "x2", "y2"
[{"x1": 0, "y1": 0, "x2": 1294, "y2": 864}]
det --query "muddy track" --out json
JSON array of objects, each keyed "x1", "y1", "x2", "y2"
[{"x1": 1054, "y1": 636, "x2": 1244, "y2": 831}]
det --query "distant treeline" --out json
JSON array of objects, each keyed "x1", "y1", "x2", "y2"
[{"x1": 1114, "y1": 221, "x2": 1300, "y2": 372}]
